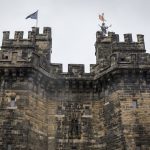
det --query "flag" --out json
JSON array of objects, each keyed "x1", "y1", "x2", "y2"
[
  {"x1": 26, "y1": 11, "x2": 38, "y2": 19},
  {"x1": 99, "y1": 13, "x2": 106, "y2": 22}
]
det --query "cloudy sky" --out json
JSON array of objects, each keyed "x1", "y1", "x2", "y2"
[{"x1": 0, "y1": 0, "x2": 149, "y2": 72}]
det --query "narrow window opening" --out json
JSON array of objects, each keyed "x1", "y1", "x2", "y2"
[
  {"x1": 69, "y1": 118, "x2": 80, "y2": 139},
  {"x1": 120, "y1": 57, "x2": 125, "y2": 61},
  {"x1": 7, "y1": 95, "x2": 17, "y2": 109},
  {"x1": 2, "y1": 54, "x2": 8, "y2": 59},
  {"x1": 132, "y1": 100, "x2": 138, "y2": 108},
  {"x1": 7, "y1": 144, "x2": 11, "y2": 150},
  {"x1": 84, "y1": 106, "x2": 90, "y2": 115},
  {"x1": 72, "y1": 146, "x2": 77, "y2": 149},
  {"x1": 136, "y1": 145, "x2": 141, "y2": 150},
  {"x1": 10, "y1": 96, "x2": 16, "y2": 107}
]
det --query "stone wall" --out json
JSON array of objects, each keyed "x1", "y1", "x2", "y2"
[{"x1": 0, "y1": 27, "x2": 150, "y2": 150}]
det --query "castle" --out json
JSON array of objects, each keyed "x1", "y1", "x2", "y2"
[{"x1": 0, "y1": 27, "x2": 150, "y2": 150}]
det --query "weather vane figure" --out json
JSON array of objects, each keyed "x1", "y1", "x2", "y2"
[{"x1": 98, "y1": 13, "x2": 111, "y2": 36}]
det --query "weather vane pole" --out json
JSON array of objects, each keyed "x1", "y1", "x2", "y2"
[{"x1": 98, "y1": 13, "x2": 112, "y2": 36}]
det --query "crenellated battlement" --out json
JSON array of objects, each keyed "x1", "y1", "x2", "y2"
[
  {"x1": 96, "y1": 31, "x2": 145, "y2": 45},
  {"x1": 50, "y1": 63, "x2": 93, "y2": 78},
  {"x1": 112, "y1": 33, "x2": 145, "y2": 52},
  {"x1": 2, "y1": 27, "x2": 52, "y2": 63},
  {"x1": 0, "y1": 27, "x2": 148, "y2": 79},
  {"x1": 96, "y1": 31, "x2": 119, "y2": 43},
  {"x1": 2, "y1": 27, "x2": 51, "y2": 42},
  {"x1": 68, "y1": 64, "x2": 84, "y2": 75},
  {"x1": 95, "y1": 31, "x2": 145, "y2": 65}
]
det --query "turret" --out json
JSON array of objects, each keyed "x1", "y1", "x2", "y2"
[
  {"x1": 95, "y1": 32, "x2": 145, "y2": 65},
  {"x1": 95, "y1": 31, "x2": 119, "y2": 65},
  {"x1": 1, "y1": 27, "x2": 52, "y2": 63}
]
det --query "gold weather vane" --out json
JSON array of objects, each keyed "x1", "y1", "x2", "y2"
[
  {"x1": 99, "y1": 13, "x2": 106, "y2": 23},
  {"x1": 98, "y1": 13, "x2": 112, "y2": 36}
]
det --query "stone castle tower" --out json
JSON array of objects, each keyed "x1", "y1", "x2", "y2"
[{"x1": 0, "y1": 27, "x2": 149, "y2": 150}]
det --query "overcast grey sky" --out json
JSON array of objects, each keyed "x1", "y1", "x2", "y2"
[{"x1": 0, "y1": 0, "x2": 149, "y2": 72}]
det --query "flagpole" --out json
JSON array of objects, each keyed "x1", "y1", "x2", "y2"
[
  {"x1": 36, "y1": 18, "x2": 38, "y2": 27},
  {"x1": 36, "y1": 10, "x2": 38, "y2": 27}
]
